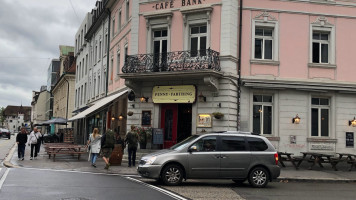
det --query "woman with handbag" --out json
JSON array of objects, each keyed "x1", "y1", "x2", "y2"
[{"x1": 87, "y1": 128, "x2": 101, "y2": 168}]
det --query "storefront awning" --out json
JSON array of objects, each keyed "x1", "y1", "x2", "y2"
[{"x1": 68, "y1": 90, "x2": 128, "y2": 121}]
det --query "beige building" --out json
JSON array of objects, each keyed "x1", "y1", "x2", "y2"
[
  {"x1": 31, "y1": 86, "x2": 50, "y2": 125},
  {"x1": 52, "y1": 46, "x2": 76, "y2": 132}
]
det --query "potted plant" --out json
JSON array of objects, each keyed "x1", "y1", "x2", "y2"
[
  {"x1": 135, "y1": 127, "x2": 147, "y2": 149},
  {"x1": 212, "y1": 112, "x2": 224, "y2": 119}
]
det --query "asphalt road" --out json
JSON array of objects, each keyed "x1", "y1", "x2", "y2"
[
  {"x1": 232, "y1": 181, "x2": 356, "y2": 200},
  {"x1": 0, "y1": 134, "x2": 15, "y2": 164},
  {"x1": 0, "y1": 168, "x2": 184, "y2": 200}
]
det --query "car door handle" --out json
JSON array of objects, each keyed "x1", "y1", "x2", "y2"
[{"x1": 220, "y1": 155, "x2": 227, "y2": 159}]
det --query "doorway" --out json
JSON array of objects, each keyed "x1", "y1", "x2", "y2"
[{"x1": 161, "y1": 104, "x2": 192, "y2": 148}]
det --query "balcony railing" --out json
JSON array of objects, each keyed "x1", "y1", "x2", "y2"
[{"x1": 122, "y1": 48, "x2": 220, "y2": 73}]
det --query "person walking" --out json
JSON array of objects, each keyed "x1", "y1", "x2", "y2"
[
  {"x1": 87, "y1": 128, "x2": 101, "y2": 168},
  {"x1": 37, "y1": 129, "x2": 43, "y2": 153},
  {"x1": 125, "y1": 125, "x2": 139, "y2": 167},
  {"x1": 27, "y1": 127, "x2": 40, "y2": 160},
  {"x1": 100, "y1": 129, "x2": 115, "y2": 170},
  {"x1": 16, "y1": 127, "x2": 28, "y2": 161}
]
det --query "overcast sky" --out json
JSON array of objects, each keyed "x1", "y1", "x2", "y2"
[{"x1": 0, "y1": 0, "x2": 98, "y2": 108}]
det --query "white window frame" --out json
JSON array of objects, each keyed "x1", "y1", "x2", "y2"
[
  {"x1": 118, "y1": 9, "x2": 122, "y2": 31},
  {"x1": 309, "y1": 25, "x2": 335, "y2": 67},
  {"x1": 251, "y1": 20, "x2": 279, "y2": 62},
  {"x1": 189, "y1": 24, "x2": 207, "y2": 57},
  {"x1": 252, "y1": 95, "x2": 273, "y2": 135},
  {"x1": 311, "y1": 97, "x2": 330, "y2": 137}
]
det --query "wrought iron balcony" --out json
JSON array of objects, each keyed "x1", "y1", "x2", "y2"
[{"x1": 122, "y1": 48, "x2": 220, "y2": 73}]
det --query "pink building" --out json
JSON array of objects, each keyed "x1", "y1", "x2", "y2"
[
  {"x1": 240, "y1": 0, "x2": 356, "y2": 153},
  {"x1": 120, "y1": 0, "x2": 239, "y2": 148}
]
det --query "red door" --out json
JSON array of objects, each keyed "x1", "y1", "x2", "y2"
[{"x1": 161, "y1": 104, "x2": 178, "y2": 148}]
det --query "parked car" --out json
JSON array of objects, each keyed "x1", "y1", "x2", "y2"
[
  {"x1": 0, "y1": 128, "x2": 11, "y2": 139},
  {"x1": 138, "y1": 131, "x2": 280, "y2": 188}
]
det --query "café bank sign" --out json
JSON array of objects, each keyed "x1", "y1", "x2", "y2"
[
  {"x1": 153, "y1": 0, "x2": 205, "y2": 10},
  {"x1": 152, "y1": 85, "x2": 196, "y2": 103}
]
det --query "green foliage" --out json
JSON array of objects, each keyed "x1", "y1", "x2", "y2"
[{"x1": 0, "y1": 107, "x2": 5, "y2": 124}]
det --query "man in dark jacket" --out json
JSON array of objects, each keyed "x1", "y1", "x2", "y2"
[
  {"x1": 16, "y1": 127, "x2": 28, "y2": 161},
  {"x1": 125, "y1": 125, "x2": 139, "y2": 167}
]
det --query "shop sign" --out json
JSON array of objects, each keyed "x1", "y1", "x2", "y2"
[
  {"x1": 152, "y1": 85, "x2": 196, "y2": 103},
  {"x1": 346, "y1": 132, "x2": 354, "y2": 148},
  {"x1": 153, "y1": 128, "x2": 164, "y2": 145},
  {"x1": 153, "y1": 0, "x2": 204, "y2": 10},
  {"x1": 310, "y1": 144, "x2": 334, "y2": 151}
]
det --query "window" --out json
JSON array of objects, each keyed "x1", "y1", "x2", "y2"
[
  {"x1": 126, "y1": 0, "x2": 130, "y2": 22},
  {"x1": 99, "y1": 41, "x2": 102, "y2": 59},
  {"x1": 110, "y1": 58, "x2": 114, "y2": 82},
  {"x1": 117, "y1": 52, "x2": 120, "y2": 76},
  {"x1": 153, "y1": 29, "x2": 168, "y2": 71},
  {"x1": 312, "y1": 32, "x2": 329, "y2": 63},
  {"x1": 118, "y1": 11, "x2": 122, "y2": 31},
  {"x1": 93, "y1": 78, "x2": 96, "y2": 97},
  {"x1": 82, "y1": 58, "x2": 85, "y2": 78},
  {"x1": 75, "y1": 89, "x2": 77, "y2": 108},
  {"x1": 246, "y1": 137, "x2": 268, "y2": 151},
  {"x1": 84, "y1": 83, "x2": 87, "y2": 103},
  {"x1": 311, "y1": 97, "x2": 330, "y2": 137},
  {"x1": 85, "y1": 54, "x2": 88, "y2": 75},
  {"x1": 79, "y1": 62, "x2": 82, "y2": 80},
  {"x1": 81, "y1": 85, "x2": 83, "y2": 105},
  {"x1": 190, "y1": 25, "x2": 207, "y2": 57},
  {"x1": 104, "y1": 34, "x2": 108, "y2": 54},
  {"x1": 112, "y1": 18, "x2": 115, "y2": 35},
  {"x1": 253, "y1": 95, "x2": 273, "y2": 135},
  {"x1": 221, "y1": 136, "x2": 247, "y2": 151},
  {"x1": 95, "y1": 44, "x2": 97, "y2": 63},
  {"x1": 98, "y1": 76, "x2": 101, "y2": 95},
  {"x1": 254, "y1": 28, "x2": 273, "y2": 60},
  {"x1": 191, "y1": 136, "x2": 217, "y2": 152}
]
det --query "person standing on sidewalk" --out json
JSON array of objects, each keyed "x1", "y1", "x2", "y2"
[
  {"x1": 100, "y1": 129, "x2": 115, "y2": 170},
  {"x1": 125, "y1": 125, "x2": 139, "y2": 167},
  {"x1": 16, "y1": 127, "x2": 28, "y2": 161},
  {"x1": 87, "y1": 128, "x2": 101, "y2": 168},
  {"x1": 27, "y1": 127, "x2": 40, "y2": 160}
]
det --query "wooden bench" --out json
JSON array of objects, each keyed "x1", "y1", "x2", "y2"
[{"x1": 47, "y1": 150, "x2": 86, "y2": 162}]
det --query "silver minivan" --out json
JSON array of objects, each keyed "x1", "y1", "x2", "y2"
[{"x1": 137, "y1": 131, "x2": 280, "y2": 188}]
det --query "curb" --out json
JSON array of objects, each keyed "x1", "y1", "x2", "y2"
[
  {"x1": 277, "y1": 177, "x2": 356, "y2": 183},
  {"x1": 2, "y1": 144, "x2": 18, "y2": 168}
]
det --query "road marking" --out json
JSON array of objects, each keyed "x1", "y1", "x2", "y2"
[
  {"x1": 125, "y1": 177, "x2": 188, "y2": 200},
  {"x1": 0, "y1": 168, "x2": 10, "y2": 190}
]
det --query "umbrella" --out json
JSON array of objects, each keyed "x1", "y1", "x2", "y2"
[{"x1": 42, "y1": 117, "x2": 68, "y2": 125}]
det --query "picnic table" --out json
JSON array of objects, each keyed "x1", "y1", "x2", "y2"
[
  {"x1": 45, "y1": 143, "x2": 86, "y2": 162},
  {"x1": 278, "y1": 152, "x2": 298, "y2": 169},
  {"x1": 297, "y1": 152, "x2": 339, "y2": 171},
  {"x1": 337, "y1": 153, "x2": 356, "y2": 171}
]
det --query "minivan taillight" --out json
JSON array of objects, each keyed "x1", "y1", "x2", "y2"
[{"x1": 274, "y1": 153, "x2": 279, "y2": 165}]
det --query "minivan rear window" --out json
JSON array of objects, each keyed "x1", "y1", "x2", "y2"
[
  {"x1": 246, "y1": 137, "x2": 268, "y2": 151},
  {"x1": 221, "y1": 136, "x2": 247, "y2": 151}
]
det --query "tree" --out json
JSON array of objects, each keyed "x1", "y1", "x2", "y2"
[{"x1": 0, "y1": 107, "x2": 5, "y2": 126}]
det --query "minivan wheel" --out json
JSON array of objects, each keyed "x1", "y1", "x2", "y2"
[
  {"x1": 161, "y1": 164, "x2": 183, "y2": 186},
  {"x1": 248, "y1": 167, "x2": 269, "y2": 188}
]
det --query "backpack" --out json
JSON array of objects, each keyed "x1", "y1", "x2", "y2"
[
  {"x1": 103, "y1": 130, "x2": 115, "y2": 148},
  {"x1": 127, "y1": 131, "x2": 138, "y2": 147}
]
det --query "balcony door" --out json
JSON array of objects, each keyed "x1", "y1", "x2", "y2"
[{"x1": 153, "y1": 29, "x2": 168, "y2": 72}]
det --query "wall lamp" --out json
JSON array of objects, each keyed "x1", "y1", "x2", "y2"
[
  {"x1": 130, "y1": 104, "x2": 135, "y2": 108},
  {"x1": 140, "y1": 96, "x2": 149, "y2": 103},
  {"x1": 217, "y1": 103, "x2": 221, "y2": 108},
  {"x1": 292, "y1": 114, "x2": 300, "y2": 124},
  {"x1": 111, "y1": 114, "x2": 125, "y2": 121},
  {"x1": 198, "y1": 92, "x2": 206, "y2": 102},
  {"x1": 349, "y1": 117, "x2": 356, "y2": 127}
]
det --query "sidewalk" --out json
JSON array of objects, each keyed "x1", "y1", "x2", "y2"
[{"x1": 4, "y1": 143, "x2": 356, "y2": 182}]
